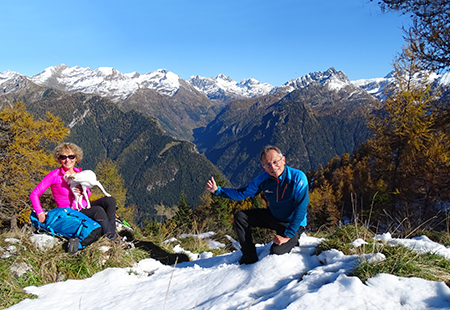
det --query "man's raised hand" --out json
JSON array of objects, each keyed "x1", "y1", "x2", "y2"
[{"x1": 205, "y1": 176, "x2": 218, "y2": 193}]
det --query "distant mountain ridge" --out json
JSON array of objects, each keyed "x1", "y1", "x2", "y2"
[
  {"x1": 2, "y1": 65, "x2": 449, "y2": 105},
  {"x1": 188, "y1": 73, "x2": 276, "y2": 102},
  {"x1": 3, "y1": 65, "x2": 449, "y2": 143},
  {"x1": 29, "y1": 64, "x2": 182, "y2": 101}
]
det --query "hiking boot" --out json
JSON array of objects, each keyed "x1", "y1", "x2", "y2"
[
  {"x1": 111, "y1": 238, "x2": 134, "y2": 250},
  {"x1": 239, "y1": 255, "x2": 258, "y2": 265}
]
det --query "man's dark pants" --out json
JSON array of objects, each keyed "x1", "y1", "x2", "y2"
[{"x1": 234, "y1": 208, "x2": 303, "y2": 262}]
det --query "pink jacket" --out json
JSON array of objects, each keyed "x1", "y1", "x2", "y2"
[{"x1": 30, "y1": 167, "x2": 91, "y2": 215}]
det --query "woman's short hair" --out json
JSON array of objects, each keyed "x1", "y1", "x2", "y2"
[
  {"x1": 260, "y1": 145, "x2": 283, "y2": 161},
  {"x1": 52, "y1": 142, "x2": 83, "y2": 163}
]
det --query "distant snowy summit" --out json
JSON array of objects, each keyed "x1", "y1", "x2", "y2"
[
  {"x1": 0, "y1": 70, "x2": 29, "y2": 94},
  {"x1": 30, "y1": 64, "x2": 181, "y2": 101},
  {"x1": 1, "y1": 64, "x2": 449, "y2": 103},
  {"x1": 283, "y1": 67, "x2": 351, "y2": 92},
  {"x1": 188, "y1": 73, "x2": 275, "y2": 100},
  {"x1": 352, "y1": 70, "x2": 446, "y2": 101},
  {"x1": 188, "y1": 67, "x2": 365, "y2": 101}
]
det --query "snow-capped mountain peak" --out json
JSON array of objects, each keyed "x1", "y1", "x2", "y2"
[
  {"x1": 138, "y1": 69, "x2": 181, "y2": 95},
  {"x1": 3, "y1": 65, "x2": 449, "y2": 104},
  {"x1": 188, "y1": 74, "x2": 275, "y2": 100},
  {"x1": 282, "y1": 67, "x2": 351, "y2": 93},
  {"x1": 216, "y1": 73, "x2": 234, "y2": 83},
  {"x1": 0, "y1": 69, "x2": 21, "y2": 79},
  {"x1": 29, "y1": 64, "x2": 182, "y2": 101},
  {"x1": 351, "y1": 70, "x2": 445, "y2": 101},
  {"x1": 1, "y1": 69, "x2": 28, "y2": 96}
]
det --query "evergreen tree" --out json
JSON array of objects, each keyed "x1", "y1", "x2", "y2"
[
  {"x1": 0, "y1": 102, "x2": 67, "y2": 229},
  {"x1": 194, "y1": 174, "x2": 253, "y2": 235},
  {"x1": 93, "y1": 159, "x2": 134, "y2": 226},
  {"x1": 173, "y1": 192, "x2": 192, "y2": 230}
]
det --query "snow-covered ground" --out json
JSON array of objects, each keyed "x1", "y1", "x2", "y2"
[{"x1": 7, "y1": 233, "x2": 450, "y2": 310}]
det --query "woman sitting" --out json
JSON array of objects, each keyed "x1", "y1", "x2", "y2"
[{"x1": 30, "y1": 142, "x2": 118, "y2": 240}]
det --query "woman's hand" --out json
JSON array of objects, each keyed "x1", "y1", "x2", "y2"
[
  {"x1": 73, "y1": 185, "x2": 83, "y2": 195},
  {"x1": 37, "y1": 212, "x2": 46, "y2": 223}
]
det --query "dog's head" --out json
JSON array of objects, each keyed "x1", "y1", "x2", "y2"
[{"x1": 63, "y1": 173, "x2": 77, "y2": 183}]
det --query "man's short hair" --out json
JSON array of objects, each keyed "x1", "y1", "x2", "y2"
[{"x1": 260, "y1": 145, "x2": 283, "y2": 161}]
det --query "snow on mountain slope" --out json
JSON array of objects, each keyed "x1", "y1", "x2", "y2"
[
  {"x1": 439, "y1": 71, "x2": 450, "y2": 86},
  {"x1": 282, "y1": 67, "x2": 351, "y2": 93},
  {"x1": 8, "y1": 233, "x2": 450, "y2": 310},
  {"x1": 30, "y1": 64, "x2": 181, "y2": 101},
  {"x1": 188, "y1": 73, "x2": 276, "y2": 99},
  {"x1": 351, "y1": 72, "x2": 396, "y2": 101},
  {"x1": 1, "y1": 70, "x2": 24, "y2": 95},
  {"x1": 189, "y1": 67, "x2": 365, "y2": 101},
  {"x1": 3, "y1": 64, "x2": 449, "y2": 104},
  {"x1": 352, "y1": 70, "x2": 446, "y2": 101}
]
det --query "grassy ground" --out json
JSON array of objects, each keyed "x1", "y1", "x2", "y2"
[
  {"x1": 313, "y1": 224, "x2": 450, "y2": 286},
  {"x1": 1, "y1": 223, "x2": 450, "y2": 309},
  {"x1": 0, "y1": 230, "x2": 149, "y2": 309}
]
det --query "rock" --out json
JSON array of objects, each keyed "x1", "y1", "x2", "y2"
[
  {"x1": 30, "y1": 233, "x2": 61, "y2": 251},
  {"x1": 56, "y1": 272, "x2": 66, "y2": 282},
  {"x1": 1, "y1": 245, "x2": 18, "y2": 259},
  {"x1": 9, "y1": 262, "x2": 33, "y2": 279},
  {"x1": 5, "y1": 238, "x2": 21, "y2": 244}
]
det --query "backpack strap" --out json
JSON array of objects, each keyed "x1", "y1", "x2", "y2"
[
  {"x1": 74, "y1": 219, "x2": 86, "y2": 238},
  {"x1": 45, "y1": 215, "x2": 62, "y2": 237}
]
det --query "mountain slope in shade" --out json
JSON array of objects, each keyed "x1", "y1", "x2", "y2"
[
  {"x1": 118, "y1": 78, "x2": 224, "y2": 141},
  {"x1": 194, "y1": 80, "x2": 380, "y2": 187}
]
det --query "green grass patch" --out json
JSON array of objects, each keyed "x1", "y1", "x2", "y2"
[
  {"x1": 313, "y1": 224, "x2": 450, "y2": 286},
  {"x1": 314, "y1": 224, "x2": 375, "y2": 256},
  {"x1": 352, "y1": 246, "x2": 450, "y2": 285}
]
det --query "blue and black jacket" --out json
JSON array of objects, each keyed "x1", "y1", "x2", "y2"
[{"x1": 215, "y1": 165, "x2": 309, "y2": 238}]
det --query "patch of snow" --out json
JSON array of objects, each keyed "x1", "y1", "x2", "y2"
[{"x1": 8, "y1": 232, "x2": 450, "y2": 310}]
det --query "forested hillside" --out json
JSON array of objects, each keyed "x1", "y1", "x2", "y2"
[{"x1": 195, "y1": 82, "x2": 380, "y2": 187}]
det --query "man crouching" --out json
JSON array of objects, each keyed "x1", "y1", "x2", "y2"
[{"x1": 205, "y1": 145, "x2": 309, "y2": 265}]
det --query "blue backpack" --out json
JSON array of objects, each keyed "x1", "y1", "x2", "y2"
[{"x1": 30, "y1": 208, "x2": 102, "y2": 252}]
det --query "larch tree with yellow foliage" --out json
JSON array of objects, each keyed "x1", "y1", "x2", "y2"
[
  {"x1": 0, "y1": 102, "x2": 68, "y2": 229},
  {"x1": 367, "y1": 45, "x2": 450, "y2": 221}
]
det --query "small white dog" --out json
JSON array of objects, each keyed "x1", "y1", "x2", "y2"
[{"x1": 64, "y1": 170, "x2": 111, "y2": 210}]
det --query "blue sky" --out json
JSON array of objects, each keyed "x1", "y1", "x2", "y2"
[{"x1": 1, "y1": 0, "x2": 411, "y2": 86}]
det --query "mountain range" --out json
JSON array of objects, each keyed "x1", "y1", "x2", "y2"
[
  {"x1": 4, "y1": 64, "x2": 449, "y2": 104},
  {"x1": 1, "y1": 65, "x2": 449, "y2": 221}
]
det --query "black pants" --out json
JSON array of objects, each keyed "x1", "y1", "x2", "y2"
[
  {"x1": 81, "y1": 196, "x2": 118, "y2": 240},
  {"x1": 234, "y1": 208, "x2": 303, "y2": 261}
]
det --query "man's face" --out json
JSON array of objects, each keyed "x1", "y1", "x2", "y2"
[{"x1": 261, "y1": 149, "x2": 285, "y2": 178}]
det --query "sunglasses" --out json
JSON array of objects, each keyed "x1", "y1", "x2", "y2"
[{"x1": 59, "y1": 154, "x2": 76, "y2": 160}]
